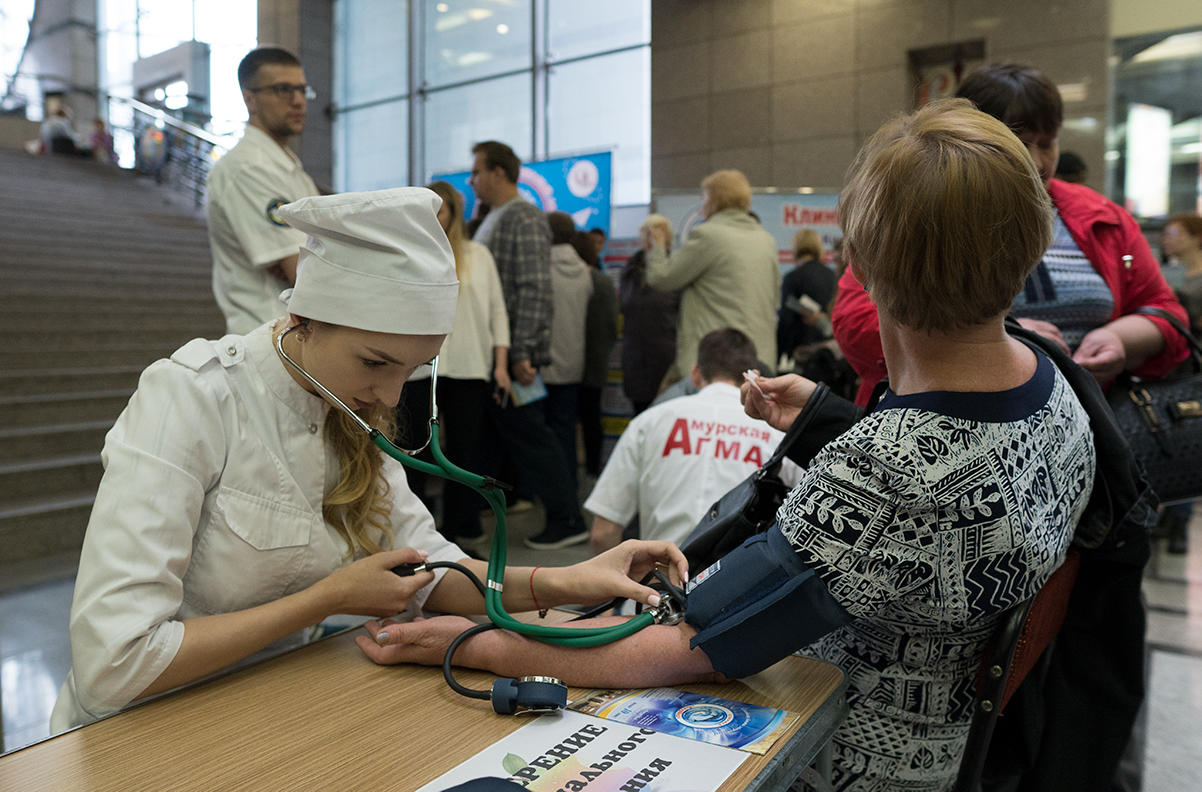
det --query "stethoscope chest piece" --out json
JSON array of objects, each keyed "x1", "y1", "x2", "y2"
[{"x1": 491, "y1": 676, "x2": 568, "y2": 715}]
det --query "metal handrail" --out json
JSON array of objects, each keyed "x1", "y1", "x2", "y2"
[{"x1": 109, "y1": 94, "x2": 230, "y2": 149}]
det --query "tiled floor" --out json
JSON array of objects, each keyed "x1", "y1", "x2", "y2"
[{"x1": 2, "y1": 494, "x2": 1200, "y2": 791}]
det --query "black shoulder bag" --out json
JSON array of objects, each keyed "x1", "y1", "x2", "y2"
[{"x1": 1107, "y1": 306, "x2": 1202, "y2": 505}]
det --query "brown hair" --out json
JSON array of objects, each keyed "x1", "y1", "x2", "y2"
[
  {"x1": 792, "y1": 229, "x2": 823, "y2": 261},
  {"x1": 238, "y1": 47, "x2": 302, "y2": 90},
  {"x1": 701, "y1": 170, "x2": 753, "y2": 213},
  {"x1": 426, "y1": 181, "x2": 468, "y2": 284},
  {"x1": 839, "y1": 98, "x2": 1053, "y2": 332},
  {"x1": 472, "y1": 140, "x2": 521, "y2": 184},
  {"x1": 1168, "y1": 215, "x2": 1202, "y2": 243},
  {"x1": 697, "y1": 328, "x2": 759, "y2": 383},
  {"x1": 546, "y1": 211, "x2": 577, "y2": 246},
  {"x1": 955, "y1": 62, "x2": 1063, "y2": 137}
]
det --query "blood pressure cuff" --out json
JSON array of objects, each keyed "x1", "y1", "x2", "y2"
[{"x1": 684, "y1": 528, "x2": 853, "y2": 679}]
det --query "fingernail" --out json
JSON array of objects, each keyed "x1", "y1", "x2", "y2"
[
  {"x1": 376, "y1": 632, "x2": 389, "y2": 645},
  {"x1": 648, "y1": 594, "x2": 661, "y2": 608}
]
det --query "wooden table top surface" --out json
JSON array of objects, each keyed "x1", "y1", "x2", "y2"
[{"x1": 0, "y1": 628, "x2": 846, "y2": 791}]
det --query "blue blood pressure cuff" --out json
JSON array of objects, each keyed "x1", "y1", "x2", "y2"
[{"x1": 684, "y1": 528, "x2": 853, "y2": 679}]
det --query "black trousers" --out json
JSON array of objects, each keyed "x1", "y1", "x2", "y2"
[
  {"x1": 578, "y1": 385, "x2": 604, "y2": 475},
  {"x1": 397, "y1": 377, "x2": 492, "y2": 539}
]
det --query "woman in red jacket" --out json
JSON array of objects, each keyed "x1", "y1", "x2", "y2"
[{"x1": 833, "y1": 61, "x2": 1189, "y2": 406}]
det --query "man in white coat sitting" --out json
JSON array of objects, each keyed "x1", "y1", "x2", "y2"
[{"x1": 586, "y1": 328, "x2": 800, "y2": 553}]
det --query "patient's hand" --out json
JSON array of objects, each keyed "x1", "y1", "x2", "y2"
[
  {"x1": 357, "y1": 616, "x2": 474, "y2": 666},
  {"x1": 741, "y1": 373, "x2": 817, "y2": 432}
]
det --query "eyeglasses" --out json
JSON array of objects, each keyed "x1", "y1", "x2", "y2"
[{"x1": 251, "y1": 83, "x2": 317, "y2": 101}]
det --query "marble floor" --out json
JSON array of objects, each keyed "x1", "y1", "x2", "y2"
[{"x1": 2, "y1": 498, "x2": 1200, "y2": 790}]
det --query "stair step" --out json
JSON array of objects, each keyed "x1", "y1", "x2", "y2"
[
  {"x1": 0, "y1": 389, "x2": 134, "y2": 428},
  {"x1": 6, "y1": 329, "x2": 212, "y2": 351},
  {"x1": 0, "y1": 493, "x2": 94, "y2": 565},
  {"x1": 0, "y1": 420, "x2": 114, "y2": 461},
  {"x1": 7, "y1": 311, "x2": 223, "y2": 332},
  {"x1": 0, "y1": 366, "x2": 145, "y2": 396},
  {"x1": 0, "y1": 453, "x2": 104, "y2": 501},
  {"x1": 0, "y1": 346, "x2": 180, "y2": 370}
]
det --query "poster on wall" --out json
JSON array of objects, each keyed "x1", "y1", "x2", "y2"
[
  {"x1": 653, "y1": 192, "x2": 841, "y2": 274},
  {"x1": 432, "y1": 151, "x2": 613, "y2": 234}
]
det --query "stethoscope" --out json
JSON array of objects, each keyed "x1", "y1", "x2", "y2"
[{"x1": 276, "y1": 323, "x2": 686, "y2": 714}]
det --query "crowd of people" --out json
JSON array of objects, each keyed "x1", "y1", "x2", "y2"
[{"x1": 49, "y1": 45, "x2": 1202, "y2": 792}]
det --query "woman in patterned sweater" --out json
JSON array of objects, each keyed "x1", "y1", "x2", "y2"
[{"x1": 358, "y1": 100, "x2": 1096, "y2": 792}]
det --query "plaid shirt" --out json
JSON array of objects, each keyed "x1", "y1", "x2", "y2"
[{"x1": 478, "y1": 199, "x2": 554, "y2": 367}]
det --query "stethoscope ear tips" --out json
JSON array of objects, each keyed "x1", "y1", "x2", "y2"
[{"x1": 491, "y1": 676, "x2": 568, "y2": 715}]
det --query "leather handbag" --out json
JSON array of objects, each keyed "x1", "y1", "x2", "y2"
[
  {"x1": 1107, "y1": 307, "x2": 1202, "y2": 505},
  {"x1": 679, "y1": 383, "x2": 834, "y2": 572}
]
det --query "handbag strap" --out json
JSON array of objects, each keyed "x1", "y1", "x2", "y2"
[
  {"x1": 1133, "y1": 306, "x2": 1202, "y2": 360},
  {"x1": 761, "y1": 382, "x2": 831, "y2": 473}
]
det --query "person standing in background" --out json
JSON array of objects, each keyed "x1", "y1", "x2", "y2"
[
  {"x1": 645, "y1": 169, "x2": 780, "y2": 380},
  {"x1": 575, "y1": 230, "x2": 619, "y2": 477},
  {"x1": 776, "y1": 228, "x2": 836, "y2": 364},
  {"x1": 1159, "y1": 213, "x2": 1202, "y2": 555},
  {"x1": 207, "y1": 47, "x2": 320, "y2": 335},
  {"x1": 620, "y1": 215, "x2": 680, "y2": 415},
  {"x1": 397, "y1": 181, "x2": 510, "y2": 555},
  {"x1": 542, "y1": 212, "x2": 595, "y2": 508},
  {"x1": 469, "y1": 141, "x2": 588, "y2": 550}
]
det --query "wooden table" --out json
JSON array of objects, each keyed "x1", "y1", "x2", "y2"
[{"x1": 0, "y1": 629, "x2": 846, "y2": 791}]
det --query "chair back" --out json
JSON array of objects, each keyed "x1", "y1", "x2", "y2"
[{"x1": 952, "y1": 548, "x2": 1081, "y2": 792}]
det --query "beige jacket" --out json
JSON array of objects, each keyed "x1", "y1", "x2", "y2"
[{"x1": 646, "y1": 209, "x2": 780, "y2": 374}]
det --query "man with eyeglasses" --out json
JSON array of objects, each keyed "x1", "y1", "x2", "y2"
[{"x1": 207, "y1": 47, "x2": 320, "y2": 334}]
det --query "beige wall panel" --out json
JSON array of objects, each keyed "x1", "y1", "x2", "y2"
[
  {"x1": 653, "y1": 96, "x2": 712, "y2": 155},
  {"x1": 654, "y1": 42, "x2": 713, "y2": 102},
  {"x1": 710, "y1": 86, "x2": 774, "y2": 150},
  {"x1": 857, "y1": 66, "x2": 913, "y2": 138},
  {"x1": 1112, "y1": 0, "x2": 1202, "y2": 37},
  {"x1": 709, "y1": 145, "x2": 775, "y2": 187},
  {"x1": 772, "y1": 136, "x2": 859, "y2": 188},
  {"x1": 953, "y1": 0, "x2": 1108, "y2": 52},
  {"x1": 772, "y1": 0, "x2": 858, "y2": 25},
  {"x1": 652, "y1": 0, "x2": 714, "y2": 48},
  {"x1": 653, "y1": 152, "x2": 713, "y2": 190},
  {"x1": 855, "y1": 0, "x2": 953, "y2": 72},
  {"x1": 712, "y1": 30, "x2": 775, "y2": 93},
  {"x1": 773, "y1": 15, "x2": 856, "y2": 83},
  {"x1": 991, "y1": 39, "x2": 1109, "y2": 108},
  {"x1": 773, "y1": 75, "x2": 857, "y2": 141},
  {"x1": 713, "y1": 0, "x2": 773, "y2": 36}
]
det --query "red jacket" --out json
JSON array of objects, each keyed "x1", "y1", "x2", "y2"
[{"x1": 832, "y1": 178, "x2": 1190, "y2": 406}]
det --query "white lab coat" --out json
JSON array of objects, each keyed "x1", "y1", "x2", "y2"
[
  {"x1": 584, "y1": 382, "x2": 802, "y2": 545},
  {"x1": 51, "y1": 323, "x2": 464, "y2": 731}
]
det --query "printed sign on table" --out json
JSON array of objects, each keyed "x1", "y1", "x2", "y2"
[{"x1": 415, "y1": 709, "x2": 746, "y2": 792}]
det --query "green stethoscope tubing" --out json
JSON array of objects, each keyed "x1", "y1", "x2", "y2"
[
  {"x1": 375, "y1": 427, "x2": 657, "y2": 647},
  {"x1": 275, "y1": 324, "x2": 655, "y2": 648}
]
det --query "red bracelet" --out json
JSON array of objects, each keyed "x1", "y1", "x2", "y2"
[{"x1": 530, "y1": 565, "x2": 548, "y2": 619}]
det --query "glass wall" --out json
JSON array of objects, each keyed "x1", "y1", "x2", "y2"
[
  {"x1": 1109, "y1": 28, "x2": 1202, "y2": 221},
  {"x1": 334, "y1": 0, "x2": 651, "y2": 206}
]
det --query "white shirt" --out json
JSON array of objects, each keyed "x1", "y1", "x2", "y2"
[
  {"x1": 207, "y1": 125, "x2": 319, "y2": 334},
  {"x1": 51, "y1": 324, "x2": 464, "y2": 730},
  {"x1": 584, "y1": 382, "x2": 801, "y2": 545},
  {"x1": 426, "y1": 241, "x2": 510, "y2": 381}
]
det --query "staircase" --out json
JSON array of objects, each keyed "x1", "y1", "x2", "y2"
[{"x1": 0, "y1": 148, "x2": 225, "y2": 569}]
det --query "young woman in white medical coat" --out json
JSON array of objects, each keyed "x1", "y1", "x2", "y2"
[{"x1": 51, "y1": 188, "x2": 683, "y2": 731}]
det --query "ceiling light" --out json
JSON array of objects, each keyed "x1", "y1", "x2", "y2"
[{"x1": 496, "y1": 23, "x2": 509, "y2": 34}]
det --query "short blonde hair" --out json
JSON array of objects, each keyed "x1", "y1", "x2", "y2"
[
  {"x1": 701, "y1": 169, "x2": 752, "y2": 213},
  {"x1": 792, "y1": 229, "x2": 823, "y2": 261},
  {"x1": 639, "y1": 213, "x2": 674, "y2": 252},
  {"x1": 839, "y1": 99, "x2": 1052, "y2": 332}
]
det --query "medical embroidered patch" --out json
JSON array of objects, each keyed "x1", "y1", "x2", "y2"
[{"x1": 266, "y1": 198, "x2": 289, "y2": 227}]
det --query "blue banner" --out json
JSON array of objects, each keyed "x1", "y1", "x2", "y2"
[{"x1": 433, "y1": 151, "x2": 613, "y2": 234}]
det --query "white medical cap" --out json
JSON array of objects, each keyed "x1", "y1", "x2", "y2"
[{"x1": 276, "y1": 187, "x2": 458, "y2": 335}]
